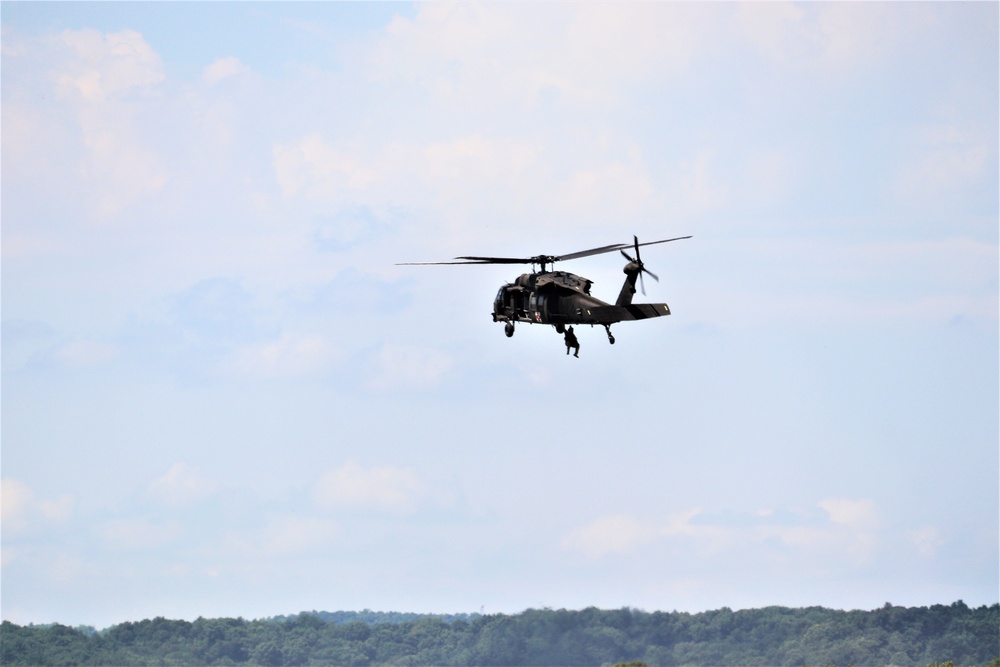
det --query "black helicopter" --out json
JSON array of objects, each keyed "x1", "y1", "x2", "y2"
[{"x1": 400, "y1": 235, "x2": 690, "y2": 344}]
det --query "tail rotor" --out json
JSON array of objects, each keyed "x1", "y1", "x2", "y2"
[{"x1": 620, "y1": 235, "x2": 659, "y2": 295}]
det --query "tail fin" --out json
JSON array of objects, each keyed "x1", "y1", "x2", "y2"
[{"x1": 615, "y1": 264, "x2": 641, "y2": 306}]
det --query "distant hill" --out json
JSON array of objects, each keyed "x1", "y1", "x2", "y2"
[{"x1": 2, "y1": 601, "x2": 997, "y2": 666}]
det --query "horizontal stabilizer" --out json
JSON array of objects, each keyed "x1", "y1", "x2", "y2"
[{"x1": 586, "y1": 303, "x2": 671, "y2": 323}]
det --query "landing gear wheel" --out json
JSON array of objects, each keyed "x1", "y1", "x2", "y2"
[
  {"x1": 555, "y1": 324, "x2": 565, "y2": 334},
  {"x1": 505, "y1": 322, "x2": 515, "y2": 338}
]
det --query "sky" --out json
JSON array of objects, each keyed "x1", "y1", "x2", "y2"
[{"x1": 2, "y1": 2, "x2": 997, "y2": 630}]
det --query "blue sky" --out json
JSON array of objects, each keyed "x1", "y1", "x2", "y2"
[{"x1": 2, "y1": 2, "x2": 997, "y2": 629}]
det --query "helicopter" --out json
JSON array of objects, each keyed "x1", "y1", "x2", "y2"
[{"x1": 400, "y1": 235, "x2": 691, "y2": 344}]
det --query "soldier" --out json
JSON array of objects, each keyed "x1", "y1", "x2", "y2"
[{"x1": 564, "y1": 326, "x2": 580, "y2": 357}]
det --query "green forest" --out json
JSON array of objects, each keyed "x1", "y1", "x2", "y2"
[{"x1": 2, "y1": 602, "x2": 997, "y2": 666}]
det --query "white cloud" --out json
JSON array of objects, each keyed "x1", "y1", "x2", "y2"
[
  {"x1": 820, "y1": 498, "x2": 879, "y2": 529},
  {"x1": 268, "y1": 5, "x2": 739, "y2": 245},
  {"x1": 38, "y1": 496, "x2": 75, "y2": 522},
  {"x1": 659, "y1": 508, "x2": 709, "y2": 539},
  {"x1": 366, "y1": 344, "x2": 453, "y2": 390},
  {"x1": 260, "y1": 515, "x2": 340, "y2": 556},
  {"x1": 274, "y1": 133, "x2": 376, "y2": 200},
  {"x1": 274, "y1": 129, "x2": 666, "y2": 241},
  {"x1": 1, "y1": 479, "x2": 35, "y2": 533},
  {"x1": 672, "y1": 151, "x2": 730, "y2": 216},
  {"x1": 203, "y1": 56, "x2": 250, "y2": 85},
  {"x1": 557, "y1": 156, "x2": 655, "y2": 221},
  {"x1": 735, "y1": 3, "x2": 814, "y2": 67},
  {"x1": 47, "y1": 553, "x2": 90, "y2": 584},
  {"x1": 737, "y1": 3, "x2": 933, "y2": 71},
  {"x1": 82, "y1": 126, "x2": 168, "y2": 218},
  {"x1": 1, "y1": 546, "x2": 25, "y2": 568},
  {"x1": 1, "y1": 479, "x2": 74, "y2": 534},
  {"x1": 146, "y1": 463, "x2": 218, "y2": 508},
  {"x1": 702, "y1": 237, "x2": 999, "y2": 329},
  {"x1": 54, "y1": 341, "x2": 119, "y2": 369},
  {"x1": 895, "y1": 139, "x2": 991, "y2": 201},
  {"x1": 556, "y1": 3, "x2": 708, "y2": 96},
  {"x1": 372, "y1": 3, "x2": 709, "y2": 104},
  {"x1": 563, "y1": 509, "x2": 707, "y2": 560},
  {"x1": 229, "y1": 333, "x2": 342, "y2": 379},
  {"x1": 561, "y1": 514, "x2": 659, "y2": 559},
  {"x1": 0, "y1": 234, "x2": 62, "y2": 261},
  {"x1": 564, "y1": 501, "x2": 882, "y2": 567},
  {"x1": 909, "y1": 525, "x2": 945, "y2": 558},
  {"x1": 49, "y1": 28, "x2": 169, "y2": 218},
  {"x1": 56, "y1": 28, "x2": 164, "y2": 102},
  {"x1": 815, "y1": 3, "x2": 935, "y2": 69},
  {"x1": 836, "y1": 237, "x2": 996, "y2": 289},
  {"x1": 818, "y1": 498, "x2": 880, "y2": 564},
  {"x1": 100, "y1": 518, "x2": 183, "y2": 550},
  {"x1": 421, "y1": 135, "x2": 539, "y2": 206},
  {"x1": 313, "y1": 462, "x2": 426, "y2": 514}
]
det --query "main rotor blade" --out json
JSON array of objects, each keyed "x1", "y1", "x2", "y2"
[
  {"x1": 436, "y1": 243, "x2": 631, "y2": 266},
  {"x1": 554, "y1": 243, "x2": 630, "y2": 262},
  {"x1": 568, "y1": 235, "x2": 690, "y2": 265},
  {"x1": 396, "y1": 259, "x2": 525, "y2": 265},
  {"x1": 454, "y1": 256, "x2": 538, "y2": 264},
  {"x1": 398, "y1": 235, "x2": 690, "y2": 267},
  {"x1": 634, "y1": 235, "x2": 692, "y2": 249}
]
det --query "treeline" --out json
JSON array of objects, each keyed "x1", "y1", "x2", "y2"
[
  {"x1": 1, "y1": 601, "x2": 997, "y2": 666},
  {"x1": 267, "y1": 610, "x2": 480, "y2": 626}
]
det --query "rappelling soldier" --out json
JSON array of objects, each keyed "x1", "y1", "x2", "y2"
[{"x1": 564, "y1": 326, "x2": 580, "y2": 357}]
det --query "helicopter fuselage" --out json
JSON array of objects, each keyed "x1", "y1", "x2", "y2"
[{"x1": 491, "y1": 267, "x2": 671, "y2": 341}]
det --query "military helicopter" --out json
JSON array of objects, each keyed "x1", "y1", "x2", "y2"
[{"x1": 400, "y1": 235, "x2": 690, "y2": 344}]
